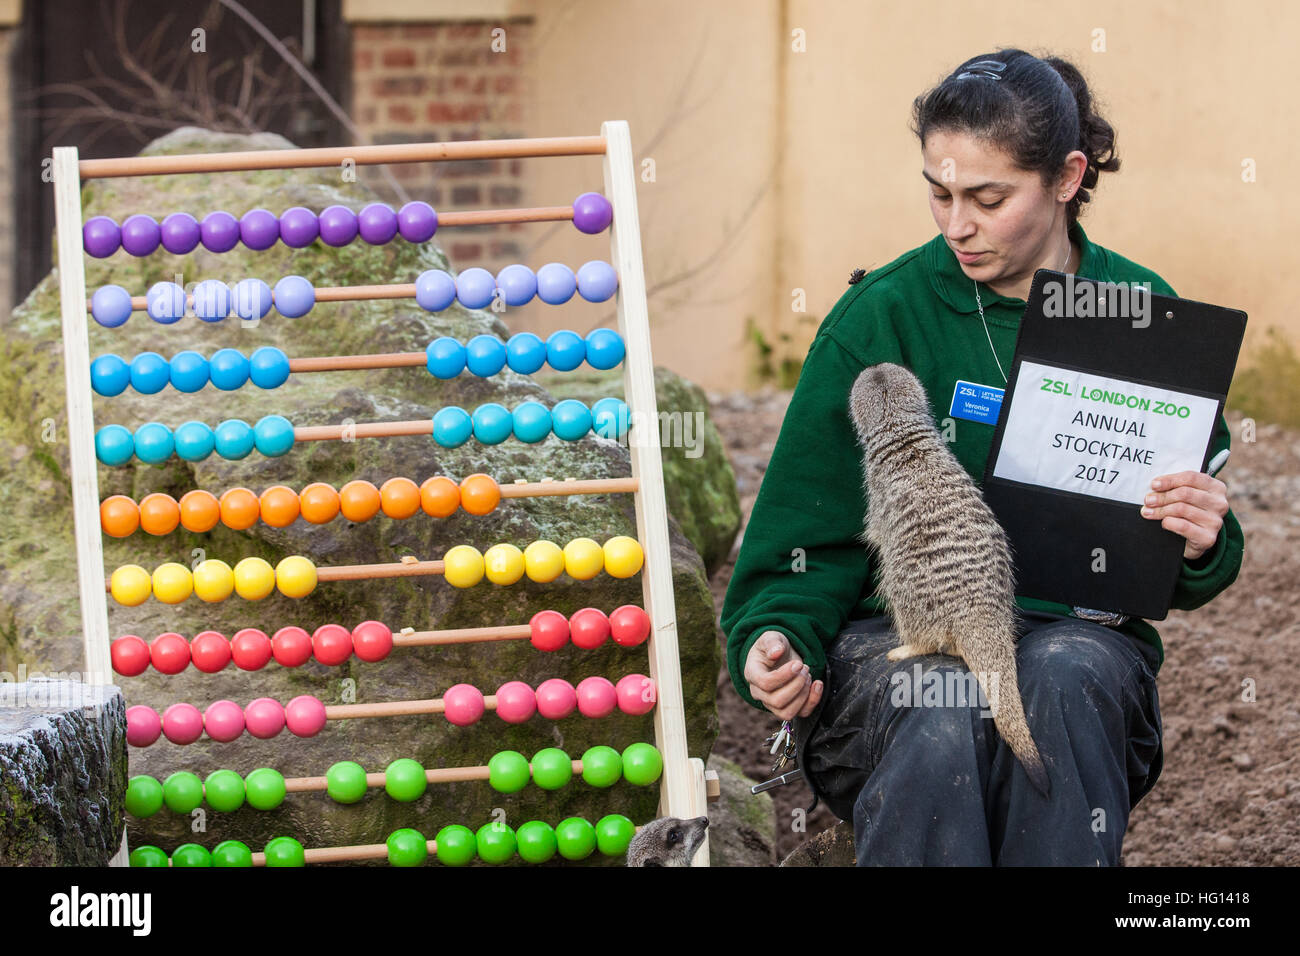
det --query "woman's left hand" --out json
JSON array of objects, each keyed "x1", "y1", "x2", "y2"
[{"x1": 1141, "y1": 471, "x2": 1229, "y2": 561}]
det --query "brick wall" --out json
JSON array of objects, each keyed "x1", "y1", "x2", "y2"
[{"x1": 350, "y1": 20, "x2": 532, "y2": 272}]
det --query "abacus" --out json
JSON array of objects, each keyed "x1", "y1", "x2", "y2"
[{"x1": 53, "y1": 123, "x2": 713, "y2": 867}]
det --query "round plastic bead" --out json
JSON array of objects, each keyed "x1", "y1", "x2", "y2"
[
  {"x1": 91, "y1": 354, "x2": 130, "y2": 396},
  {"x1": 211, "y1": 840, "x2": 253, "y2": 867},
  {"x1": 174, "y1": 420, "x2": 216, "y2": 462},
  {"x1": 300, "y1": 482, "x2": 341, "y2": 524},
  {"x1": 608, "y1": 606, "x2": 649, "y2": 647},
  {"x1": 149, "y1": 632, "x2": 190, "y2": 674},
  {"x1": 494, "y1": 680, "x2": 537, "y2": 724},
  {"x1": 420, "y1": 475, "x2": 460, "y2": 517},
  {"x1": 488, "y1": 750, "x2": 531, "y2": 793},
  {"x1": 443, "y1": 683, "x2": 485, "y2": 726},
  {"x1": 192, "y1": 279, "x2": 232, "y2": 322},
  {"x1": 416, "y1": 269, "x2": 456, "y2": 312},
  {"x1": 388, "y1": 828, "x2": 428, "y2": 867},
  {"x1": 523, "y1": 540, "x2": 565, "y2": 583},
  {"x1": 83, "y1": 216, "x2": 121, "y2": 258},
  {"x1": 244, "y1": 697, "x2": 286, "y2": 739},
  {"x1": 253, "y1": 415, "x2": 295, "y2": 457},
  {"x1": 276, "y1": 554, "x2": 318, "y2": 599},
  {"x1": 129, "y1": 352, "x2": 171, "y2": 394},
  {"x1": 232, "y1": 278, "x2": 273, "y2": 321},
  {"x1": 160, "y1": 212, "x2": 201, "y2": 255},
  {"x1": 285, "y1": 695, "x2": 327, "y2": 737},
  {"x1": 358, "y1": 202, "x2": 398, "y2": 244},
  {"x1": 530, "y1": 748, "x2": 572, "y2": 790},
  {"x1": 204, "y1": 699, "x2": 246, "y2": 743},
  {"x1": 190, "y1": 629, "x2": 232, "y2": 671},
  {"x1": 311, "y1": 623, "x2": 353, "y2": 666},
  {"x1": 398, "y1": 201, "x2": 437, "y2": 242},
  {"x1": 200, "y1": 211, "x2": 241, "y2": 253},
  {"x1": 91, "y1": 285, "x2": 133, "y2": 327},
  {"x1": 171, "y1": 844, "x2": 213, "y2": 867},
  {"x1": 516, "y1": 821, "x2": 558, "y2": 863},
  {"x1": 529, "y1": 609, "x2": 569, "y2": 651},
  {"x1": 426, "y1": 337, "x2": 467, "y2": 379},
  {"x1": 380, "y1": 476, "x2": 421, "y2": 519},
  {"x1": 595, "y1": 814, "x2": 637, "y2": 856},
  {"x1": 151, "y1": 562, "x2": 193, "y2": 604},
  {"x1": 233, "y1": 557, "x2": 276, "y2": 600},
  {"x1": 505, "y1": 331, "x2": 547, "y2": 374},
  {"x1": 432, "y1": 406, "x2": 473, "y2": 447},
  {"x1": 130, "y1": 846, "x2": 169, "y2": 868},
  {"x1": 111, "y1": 634, "x2": 150, "y2": 676},
  {"x1": 385, "y1": 758, "x2": 427, "y2": 802},
  {"x1": 572, "y1": 192, "x2": 613, "y2": 234},
  {"x1": 569, "y1": 607, "x2": 610, "y2": 649},
  {"x1": 352, "y1": 620, "x2": 394, "y2": 662},
  {"x1": 442, "y1": 544, "x2": 484, "y2": 588},
  {"x1": 585, "y1": 328, "x2": 626, "y2": 370},
  {"x1": 138, "y1": 493, "x2": 180, "y2": 535},
  {"x1": 536, "y1": 262, "x2": 576, "y2": 304},
  {"x1": 209, "y1": 349, "x2": 251, "y2": 390},
  {"x1": 264, "y1": 836, "x2": 306, "y2": 867},
  {"x1": 511, "y1": 401, "x2": 552, "y2": 444},
  {"x1": 120, "y1": 214, "x2": 161, "y2": 256},
  {"x1": 273, "y1": 275, "x2": 315, "y2": 318},
  {"x1": 581, "y1": 746, "x2": 622, "y2": 788},
  {"x1": 495, "y1": 263, "x2": 537, "y2": 306},
  {"x1": 545, "y1": 330, "x2": 585, "y2": 372},
  {"x1": 621, "y1": 742, "x2": 664, "y2": 785},
  {"x1": 272, "y1": 626, "x2": 313, "y2": 667},
  {"x1": 230, "y1": 627, "x2": 273, "y2": 669},
  {"x1": 575, "y1": 676, "x2": 618, "y2": 718},
  {"x1": 279, "y1": 206, "x2": 320, "y2": 248},
  {"x1": 576, "y1": 260, "x2": 619, "y2": 302},
  {"x1": 109, "y1": 564, "x2": 152, "y2": 606},
  {"x1": 214, "y1": 419, "x2": 256, "y2": 460},
  {"x1": 592, "y1": 397, "x2": 630, "y2": 440},
  {"x1": 603, "y1": 535, "x2": 644, "y2": 578},
  {"x1": 454, "y1": 266, "x2": 496, "y2": 309},
  {"x1": 326, "y1": 761, "x2": 368, "y2": 804},
  {"x1": 535, "y1": 679, "x2": 577, "y2": 720},
  {"x1": 239, "y1": 208, "x2": 280, "y2": 250},
  {"x1": 179, "y1": 490, "x2": 221, "y2": 532},
  {"x1": 249, "y1": 346, "x2": 291, "y2": 388},
  {"x1": 617, "y1": 674, "x2": 657, "y2": 715},
  {"x1": 100, "y1": 495, "x2": 140, "y2": 538},
  {"x1": 260, "y1": 485, "x2": 301, "y2": 528},
  {"x1": 470, "y1": 403, "x2": 512, "y2": 445},
  {"x1": 434, "y1": 825, "x2": 476, "y2": 866},
  {"x1": 244, "y1": 768, "x2": 287, "y2": 810},
  {"x1": 134, "y1": 421, "x2": 175, "y2": 465},
  {"x1": 220, "y1": 487, "x2": 260, "y2": 529},
  {"x1": 163, "y1": 771, "x2": 205, "y2": 813},
  {"x1": 476, "y1": 822, "x2": 517, "y2": 864},
  {"x1": 339, "y1": 479, "x2": 381, "y2": 522},
  {"x1": 125, "y1": 705, "x2": 162, "y2": 746},
  {"x1": 169, "y1": 350, "x2": 209, "y2": 392},
  {"x1": 145, "y1": 282, "x2": 186, "y2": 324},
  {"x1": 125, "y1": 775, "x2": 164, "y2": 817},
  {"x1": 95, "y1": 425, "x2": 135, "y2": 467},
  {"x1": 459, "y1": 474, "x2": 500, "y2": 515},
  {"x1": 466, "y1": 334, "x2": 507, "y2": 376},
  {"x1": 318, "y1": 204, "x2": 359, "y2": 246},
  {"x1": 555, "y1": 817, "x2": 597, "y2": 860},
  {"x1": 162, "y1": 703, "x2": 204, "y2": 745},
  {"x1": 562, "y1": 537, "x2": 604, "y2": 580},
  {"x1": 551, "y1": 399, "x2": 593, "y2": 441},
  {"x1": 203, "y1": 769, "x2": 246, "y2": 812},
  {"x1": 483, "y1": 543, "x2": 525, "y2": 586}
]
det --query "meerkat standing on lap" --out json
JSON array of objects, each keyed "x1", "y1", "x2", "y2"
[{"x1": 848, "y1": 363, "x2": 1050, "y2": 795}]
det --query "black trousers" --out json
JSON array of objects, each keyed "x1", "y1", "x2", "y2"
[{"x1": 792, "y1": 610, "x2": 1164, "y2": 866}]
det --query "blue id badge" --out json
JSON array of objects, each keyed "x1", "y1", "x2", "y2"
[{"x1": 949, "y1": 379, "x2": 1005, "y2": 424}]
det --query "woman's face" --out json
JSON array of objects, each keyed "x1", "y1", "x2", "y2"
[{"x1": 921, "y1": 129, "x2": 1082, "y2": 293}]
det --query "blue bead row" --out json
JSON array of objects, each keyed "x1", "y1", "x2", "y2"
[
  {"x1": 428, "y1": 330, "x2": 624, "y2": 378},
  {"x1": 91, "y1": 347, "x2": 290, "y2": 396},
  {"x1": 94, "y1": 416, "x2": 296, "y2": 466},
  {"x1": 432, "y1": 398, "x2": 630, "y2": 448}
]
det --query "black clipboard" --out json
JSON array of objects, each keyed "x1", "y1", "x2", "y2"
[{"x1": 981, "y1": 269, "x2": 1247, "y2": 620}]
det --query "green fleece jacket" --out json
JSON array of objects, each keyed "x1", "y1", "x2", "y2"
[{"x1": 722, "y1": 222, "x2": 1244, "y2": 710}]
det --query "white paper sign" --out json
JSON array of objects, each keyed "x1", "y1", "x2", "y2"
[{"x1": 991, "y1": 360, "x2": 1219, "y2": 505}]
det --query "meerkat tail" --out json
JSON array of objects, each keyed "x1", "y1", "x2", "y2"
[{"x1": 962, "y1": 635, "x2": 1051, "y2": 796}]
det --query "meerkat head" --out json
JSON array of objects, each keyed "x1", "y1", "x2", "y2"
[
  {"x1": 625, "y1": 816, "x2": 709, "y2": 867},
  {"x1": 849, "y1": 363, "x2": 931, "y2": 442}
]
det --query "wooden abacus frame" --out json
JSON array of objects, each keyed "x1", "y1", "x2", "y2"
[{"x1": 53, "y1": 122, "x2": 712, "y2": 867}]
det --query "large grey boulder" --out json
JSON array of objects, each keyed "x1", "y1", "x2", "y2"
[{"x1": 0, "y1": 127, "x2": 731, "y2": 861}]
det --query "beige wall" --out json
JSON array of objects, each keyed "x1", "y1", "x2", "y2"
[{"x1": 346, "y1": 0, "x2": 1292, "y2": 391}]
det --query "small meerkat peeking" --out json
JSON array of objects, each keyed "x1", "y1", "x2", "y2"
[
  {"x1": 848, "y1": 362, "x2": 1050, "y2": 796},
  {"x1": 625, "y1": 816, "x2": 709, "y2": 866}
]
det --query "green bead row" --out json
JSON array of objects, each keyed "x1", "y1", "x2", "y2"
[
  {"x1": 127, "y1": 815, "x2": 637, "y2": 867},
  {"x1": 126, "y1": 742, "x2": 664, "y2": 816}
]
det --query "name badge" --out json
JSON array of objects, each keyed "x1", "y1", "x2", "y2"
[{"x1": 949, "y1": 379, "x2": 1005, "y2": 424}]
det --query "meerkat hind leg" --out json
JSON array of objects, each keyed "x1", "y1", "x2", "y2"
[{"x1": 886, "y1": 643, "x2": 925, "y2": 662}]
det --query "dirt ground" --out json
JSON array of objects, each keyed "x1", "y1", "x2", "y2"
[{"x1": 706, "y1": 389, "x2": 1300, "y2": 865}]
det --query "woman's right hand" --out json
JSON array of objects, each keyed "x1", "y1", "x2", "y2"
[{"x1": 744, "y1": 630, "x2": 824, "y2": 720}]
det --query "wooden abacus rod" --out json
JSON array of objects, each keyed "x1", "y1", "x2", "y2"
[
  {"x1": 282, "y1": 759, "x2": 588, "y2": 792},
  {"x1": 392, "y1": 624, "x2": 531, "y2": 646},
  {"x1": 436, "y1": 205, "x2": 575, "y2": 227},
  {"x1": 323, "y1": 696, "x2": 474, "y2": 719},
  {"x1": 78, "y1": 136, "x2": 607, "y2": 180}
]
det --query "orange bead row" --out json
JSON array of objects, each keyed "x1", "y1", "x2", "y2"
[{"x1": 100, "y1": 474, "x2": 503, "y2": 538}]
